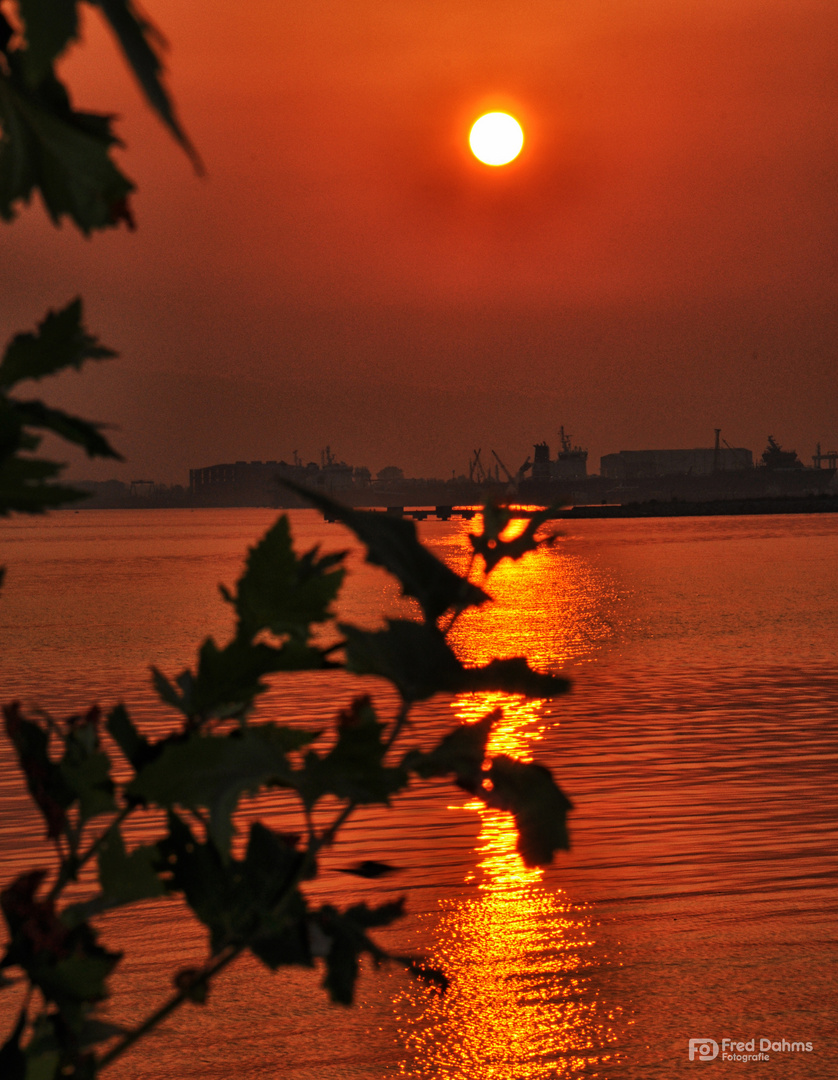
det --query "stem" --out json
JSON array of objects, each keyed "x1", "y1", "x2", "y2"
[
  {"x1": 441, "y1": 550, "x2": 479, "y2": 637},
  {"x1": 99, "y1": 695, "x2": 413, "y2": 1071},
  {"x1": 47, "y1": 804, "x2": 132, "y2": 904},
  {"x1": 97, "y1": 942, "x2": 243, "y2": 1070},
  {"x1": 384, "y1": 698, "x2": 411, "y2": 754},
  {"x1": 98, "y1": 794, "x2": 353, "y2": 1072}
]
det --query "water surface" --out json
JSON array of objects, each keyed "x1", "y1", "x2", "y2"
[{"x1": 1, "y1": 509, "x2": 835, "y2": 1078}]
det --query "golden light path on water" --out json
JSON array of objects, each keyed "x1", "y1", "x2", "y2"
[{"x1": 393, "y1": 516, "x2": 625, "y2": 1078}]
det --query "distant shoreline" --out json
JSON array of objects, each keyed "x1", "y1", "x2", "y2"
[{"x1": 61, "y1": 492, "x2": 838, "y2": 520}]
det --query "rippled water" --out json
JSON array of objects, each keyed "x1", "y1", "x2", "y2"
[{"x1": 1, "y1": 509, "x2": 836, "y2": 1079}]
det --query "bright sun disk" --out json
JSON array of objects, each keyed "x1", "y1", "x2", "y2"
[{"x1": 469, "y1": 112, "x2": 524, "y2": 166}]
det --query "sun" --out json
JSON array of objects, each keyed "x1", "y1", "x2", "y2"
[{"x1": 469, "y1": 112, "x2": 524, "y2": 166}]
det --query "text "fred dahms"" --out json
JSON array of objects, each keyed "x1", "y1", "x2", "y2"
[{"x1": 688, "y1": 1037, "x2": 814, "y2": 1062}]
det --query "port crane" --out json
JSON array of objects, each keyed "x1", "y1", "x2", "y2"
[
  {"x1": 468, "y1": 449, "x2": 488, "y2": 483},
  {"x1": 490, "y1": 449, "x2": 533, "y2": 493}
]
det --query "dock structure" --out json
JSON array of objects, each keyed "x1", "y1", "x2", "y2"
[
  {"x1": 812, "y1": 444, "x2": 838, "y2": 470},
  {"x1": 323, "y1": 504, "x2": 479, "y2": 522}
]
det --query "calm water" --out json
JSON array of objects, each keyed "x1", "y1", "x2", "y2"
[{"x1": 1, "y1": 509, "x2": 836, "y2": 1079}]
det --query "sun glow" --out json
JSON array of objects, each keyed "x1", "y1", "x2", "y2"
[{"x1": 469, "y1": 112, "x2": 524, "y2": 166}]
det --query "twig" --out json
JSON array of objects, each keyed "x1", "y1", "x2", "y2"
[
  {"x1": 97, "y1": 943, "x2": 243, "y2": 1070},
  {"x1": 47, "y1": 804, "x2": 132, "y2": 904}
]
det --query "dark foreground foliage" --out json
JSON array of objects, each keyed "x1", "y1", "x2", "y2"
[
  {"x1": 0, "y1": 305, "x2": 572, "y2": 1076},
  {"x1": 1, "y1": 5, "x2": 574, "y2": 1076},
  {"x1": 1, "y1": 483, "x2": 572, "y2": 1077}
]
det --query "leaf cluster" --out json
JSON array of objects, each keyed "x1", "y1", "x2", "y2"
[
  {"x1": 0, "y1": 300, "x2": 121, "y2": 571},
  {"x1": 0, "y1": 0, "x2": 198, "y2": 234},
  {"x1": 1, "y1": 484, "x2": 574, "y2": 1077}
]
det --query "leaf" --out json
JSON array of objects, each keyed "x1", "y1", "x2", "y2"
[
  {"x1": 342, "y1": 620, "x2": 570, "y2": 702},
  {"x1": 296, "y1": 697, "x2": 407, "y2": 809},
  {"x1": 284, "y1": 481, "x2": 489, "y2": 621},
  {"x1": 18, "y1": 0, "x2": 79, "y2": 86},
  {"x1": 341, "y1": 620, "x2": 466, "y2": 702},
  {"x1": 2, "y1": 703, "x2": 73, "y2": 837},
  {"x1": 92, "y1": 0, "x2": 201, "y2": 170},
  {"x1": 470, "y1": 503, "x2": 560, "y2": 573},
  {"x1": 155, "y1": 635, "x2": 335, "y2": 723},
  {"x1": 0, "y1": 1006, "x2": 26, "y2": 1080},
  {"x1": 159, "y1": 814, "x2": 312, "y2": 966},
  {"x1": 97, "y1": 827, "x2": 164, "y2": 906},
  {"x1": 105, "y1": 704, "x2": 153, "y2": 771},
  {"x1": 481, "y1": 756, "x2": 573, "y2": 867},
  {"x1": 402, "y1": 711, "x2": 498, "y2": 784},
  {"x1": 20, "y1": 1050, "x2": 59, "y2": 1080},
  {"x1": 11, "y1": 400, "x2": 120, "y2": 459},
  {"x1": 312, "y1": 900, "x2": 406, "y2": 1005},
  {"x1": 1, "y1": 872, "x2": 120, "y2": 1014},
  {"x1": 344, "y1": 898, "x2": 406, "y2": 930},
  {"x1": 230, "y1": 513, "x2": 346, "y2": 641},
  {"x1": 129, "y1": 725, "x2": 316, "y2": 857},
  {"x1": 0, "y1": 70, "x2": 135, "y2": 233},
  {"x1": 38, "y1": 952, "x2": 118, "y2": 1004},
  {"x1": 467, "y1": 657, "x2": 571, "y2": 698},
  {"x1": 242, "y1": 824, "x2": 313, "y2": 969},
  {"x1": 0, "y1": 450, "x2": 90, "y2": 517},
  {"x1": 58, "y1": 708, "x2": 117, "y2": 823}
]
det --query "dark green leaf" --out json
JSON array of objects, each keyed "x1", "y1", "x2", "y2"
[
  {"x1": 157, "y1": 813, "x2": 231, "y2": 946},
  {"x1": 470, "y1": 504, "x2": 560, "y2": 573},
  {"x1": 344, "y1": 898, "x2": 406, "y2": 930},
  {"x1": 284, "y1": 481, "x2": 489, "y2": 621},
  {"x1": 59, "y1": 713, "x2": 117, "y2": 822},
  {"x1": 313, "y1": 899, "x2": 406, "y2": 1005},
  {"x1": 467, "y1": 657, "x2": 571, "y2": 698},
  {"x1": 0, "y1": 451, "x2": 89, "y2": 516},
  {"x1": 76, "y1": 1019, "x2": 128, "y2": 1046},
  {"x1": 129, "y1": 725, "x2": 316, "y2": 857},
  {"x1": 343, "y1": 620, "x2": 569, "y2": 702},
  {"x1": 159, "y1": 814, "x2": 312, "y2": 966},
  {"x1": 0, "y1": 72, "x2": 135, "y2": 233},
  {"x1": 38, "y1": 952, "x2": 117, "y2": 1004},
  {"x1": 296, "y1": 696, "x2": 407, "y2": 808},
  {"x1": 402, "y1": 711, "x2": 497, "y2": 784},
  {"x1": 105, "y1": 704, "x2": 153, "y2": 770},
  {"x1": 97, "y1": 826, "x2": 164, "y2": 906},
  {"x1": 320, "y1": 922, "x2": 358, "y2": 1005},
  {"x1": 19, "y1": 1050, "x2": 59, "y2": 1080},
  {"x1": 157, "y1": 635, "x2": 335, "y2": 723},
  {"x1": 230, "y1": 513, "x2": 346, "y2": 641},
  {"x1": 92, "y1": 0, "x2": 201, "y2": 170},
  {"x1": 150, "y1": 665, "x2": 183, "y2": 711},
  {"x1": 341, "y1": 620, "x2": 466, "y2": 702},
  {"x1": 18, "y1": 0, "x2": 78, "y2": 85},
  {"x1": 243, "y1": 824, "x2": 313, "y2": 969},
  {"x1": 11, "y1": 400, "x2": 120, "y2": 459},
  {"x1": 482, "y1": 756, "x2": 572, "y2": 867},
  {"x1": 0, "y1": 1006, "x2": 26, "y2": 1080},
  {"x1": 2, "y1": 703, "x2": 73, "y2": 837}
]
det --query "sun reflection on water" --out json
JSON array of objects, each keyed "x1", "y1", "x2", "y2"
[{"x1": 393, "y1": 516, "x2": 623, "y2": 1078}]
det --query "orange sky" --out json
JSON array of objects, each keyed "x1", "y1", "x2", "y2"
[{"x1": 4, "y1": 0, "x2": 837, "y2": 481}]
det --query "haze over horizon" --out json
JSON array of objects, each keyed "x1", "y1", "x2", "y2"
[{"x1": 3, "y1": 0, "x2": 836, "y2": 485}]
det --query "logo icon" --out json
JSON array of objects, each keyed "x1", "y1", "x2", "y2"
[{"x1": 688, "y1": 1039, "x2": 719, "y2": 1061}]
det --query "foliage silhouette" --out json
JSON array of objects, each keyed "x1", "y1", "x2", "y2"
[
  {"x1": 1, "y1": 490, "x2": 573, "y2": 1077},
  {"x1": 0, "y1": 5, "x2": 575, "y2": 1078}
]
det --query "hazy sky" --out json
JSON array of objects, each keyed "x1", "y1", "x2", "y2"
[{"x1": 4, "y1": 0, "x2": 837, "y2": 482}]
